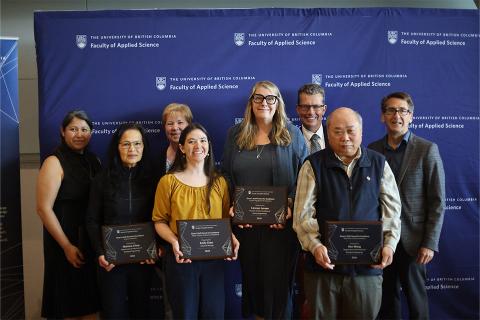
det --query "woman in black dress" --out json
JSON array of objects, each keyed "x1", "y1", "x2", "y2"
[{"x1": 37, "y1": 110, "x2": 101, "y2": 319}]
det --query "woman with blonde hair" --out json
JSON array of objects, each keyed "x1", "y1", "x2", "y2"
[
  {"x1": 222, "y1": 81, "x2": 308, "y2": 319},
  {"x1": 159, "y1": 103, "x2": 193, "y2": 175}
]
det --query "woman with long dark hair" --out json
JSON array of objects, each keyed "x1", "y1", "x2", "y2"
[
  {"x1": 37, "y1": 110, "x2": 101, "y2": 319},
  {"x1": 152, "y1": 123, "x2": 239, "y2": 319},
  {"x1": 86, "y1": 123, "x2": 156, "y2": 319}
]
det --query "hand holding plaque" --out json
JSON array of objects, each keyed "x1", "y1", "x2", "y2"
[
  {"x1": 233, "y1": 186, "x2": 287, "y2": 225},
  {"x1": 102, "y1": 222, "x2": 158, "y2": 265},
  {"x1": 325, "y1": 221, "x2": 383, "y2": 264},
  {"x1": 176, "y1": 218, "x2": 233, "y2": 260}
]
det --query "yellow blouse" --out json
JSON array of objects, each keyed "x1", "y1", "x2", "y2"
[{"x1": 152, "y1": 173, "x2": 230, "y2": 235}]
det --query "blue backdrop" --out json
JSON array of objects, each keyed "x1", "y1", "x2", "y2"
[
  {"x1": 1, "y1": 37, "x2": 25, "y2": 320},
  {"x1": 34, "y1": 8, "x2": 479, "y2": 319}
]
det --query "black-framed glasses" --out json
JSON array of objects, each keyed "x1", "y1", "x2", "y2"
[
  {"x1": 119, "y1": 141, "x2": 144, "y2": 150},
  {"x1": 251, "y1": 94, "x2": 278, "y2": 105},
  {"x1": 297, "y1": 104, "x2": 327, "y2": 112},
  {"x1": 384, "y1": 107, "x2": 411, "y2": 116}
]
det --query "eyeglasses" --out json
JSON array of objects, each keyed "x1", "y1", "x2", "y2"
[
  {"x1": 67, "y1": 127, "x2": 91, "y2": 135},
  {"x1": 251, "y1": 94, "x2": 278, "y2": 105},
  {"x1": 384, "y1": 107, "x2": 411, "y2": 116},
  {"x1": 297, "y1": 104, "x2": 327, "y2": 112},
  {"x1": 119, "y1": 141, "x2": 144, "y2": 150}
]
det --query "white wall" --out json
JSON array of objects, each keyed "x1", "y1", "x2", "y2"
[
  {"x1": 20, "y1": 167, "x2": 43, "y2": 319},
  {"x1": 2, "y1": 0, "x2": 477, "y2": 319}
]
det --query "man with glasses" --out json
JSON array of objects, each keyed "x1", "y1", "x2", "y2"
[
  {"x1": 294, "y1": 83, "x2": 330, "y2": 317},
  {"x1": 296, "y1": 83, "x2": 328, "y2": 154},
  {"x1": 368, "y1": 92, "x2": 446, "y2": 319}
]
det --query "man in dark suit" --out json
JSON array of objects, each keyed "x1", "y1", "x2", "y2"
[
  {"x1": 368, "y1": 92, "x2": 446, "y2": 320},
  {"x1": 296, "y1": 83, "x2": 328, "y2": 154},
  {"x1": 294, "y1": 83, "x2": 330, "y2": 317}
]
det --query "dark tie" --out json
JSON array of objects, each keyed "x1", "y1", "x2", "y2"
[{"x1": 310, "y1": 134, "x2": 321, "y2": 154}]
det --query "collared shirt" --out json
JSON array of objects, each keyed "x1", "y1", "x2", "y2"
[
  {"x1": 383, "y1": 131, "x2": 411, "y2": 180},
  {"x1": 302, "y1": 125, "x2": 326, "y2": 153},
  {"x1": 293, "y1": 148, "x2": 401, "y2": 254},
  {"x1": 333, "y1": 148, "x2": 361, "y2": 178}
]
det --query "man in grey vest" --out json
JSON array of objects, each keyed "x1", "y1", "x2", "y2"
[
  {"x1": 293, "y1": 107, "x2": 401, "y2": 320},
  {"x1": 368, "y1": 92, "x2": 445, "y2": 320},
  {"x1": 296, "y1": 83, "x2": 328, "y2": 154}
]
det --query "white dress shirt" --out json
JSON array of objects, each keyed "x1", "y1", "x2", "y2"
[{"x1": 302, "y1": 125, "x2": 325, "y2": 153}]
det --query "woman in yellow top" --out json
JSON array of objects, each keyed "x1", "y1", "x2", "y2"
[{"x1": 152, "y1": 123, "x2": 239, "y2": 319}]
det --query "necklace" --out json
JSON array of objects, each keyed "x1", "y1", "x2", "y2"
[{"x1": 256, "y1": 145, "x2": 266, "y2": 159}]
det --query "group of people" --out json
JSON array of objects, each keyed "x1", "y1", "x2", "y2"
[{"x1": 37, "y1": 81, "x2": 445, "y2": 320}]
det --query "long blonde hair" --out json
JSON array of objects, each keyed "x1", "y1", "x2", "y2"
[{"x1": 236, "y1": 81, "x2": 291, "y2": 150}]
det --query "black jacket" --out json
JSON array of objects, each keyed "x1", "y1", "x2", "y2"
[{"x1": 86, "y1": 166, "x2": 155, "y2": 256}]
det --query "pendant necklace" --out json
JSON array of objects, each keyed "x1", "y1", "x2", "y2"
[{"x1": 256, "y1": 145, "x2": 266, "y2": 159}]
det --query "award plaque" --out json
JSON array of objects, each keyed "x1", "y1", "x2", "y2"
[
  {"x1": 233, "y1": 186, "x2": 287, "y2": 225},
  {"x1": 102, "y1": 222, "x2": 158, "y2": 265},
  {"x1": 176, "y1": 218, "x2": 233, "y2": 260},
  {"x1": 325, "y1": 221, "x2": 383, "y2": 264}
]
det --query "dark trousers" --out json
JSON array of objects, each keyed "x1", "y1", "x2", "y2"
[
  {"x1": 304, "y1": 271, "x2": 382, "y2": 320},
  {"x1": 99, "y1": 263, "x2": 153, "y2": 319},
  {"x1": 378, "y1": 242, "x2": 429, "y2": 320},
  {"x1": 165, "y1": 249, "x2": 225, "y2": 319}
]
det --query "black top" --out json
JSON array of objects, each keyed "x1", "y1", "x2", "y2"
[
  {"x1": 41, "y1": 143, "x2": 101, "y2": 318},
  {"x1": 158, "y1": 144, "x2": 169, "y2": 176},
  {"x1": 232, "y1": 144, "x2": 274, "y2": 186},
  {"x1": 51, "y1": 144, "x2": 101, "y2": 247},
  {"x1": 381, "y1": 131, "x2": 411, "y2": 180}
]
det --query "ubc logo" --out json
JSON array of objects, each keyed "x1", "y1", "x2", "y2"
[
  {"x1": 156, "y1": 77, "x2": 167, "y2": 91},
  {"x1": 234, "y1": 33, "x2": 245, "y2": 46},
  {"x1": 235, "y1": 283, "x2": 242, "y2": 298},
  {"x1": 312, "y1": 74, "x2": 322, "y2": 85},
  {"x1": 387, "y1": 31, "x2": 398, "y2": 44},
  {"x1": 76, "y1": 35, "x2": 87, "y2": 49},
  {"x1": 234, "y1": 117, "x2": 244, "y2": 124}
]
